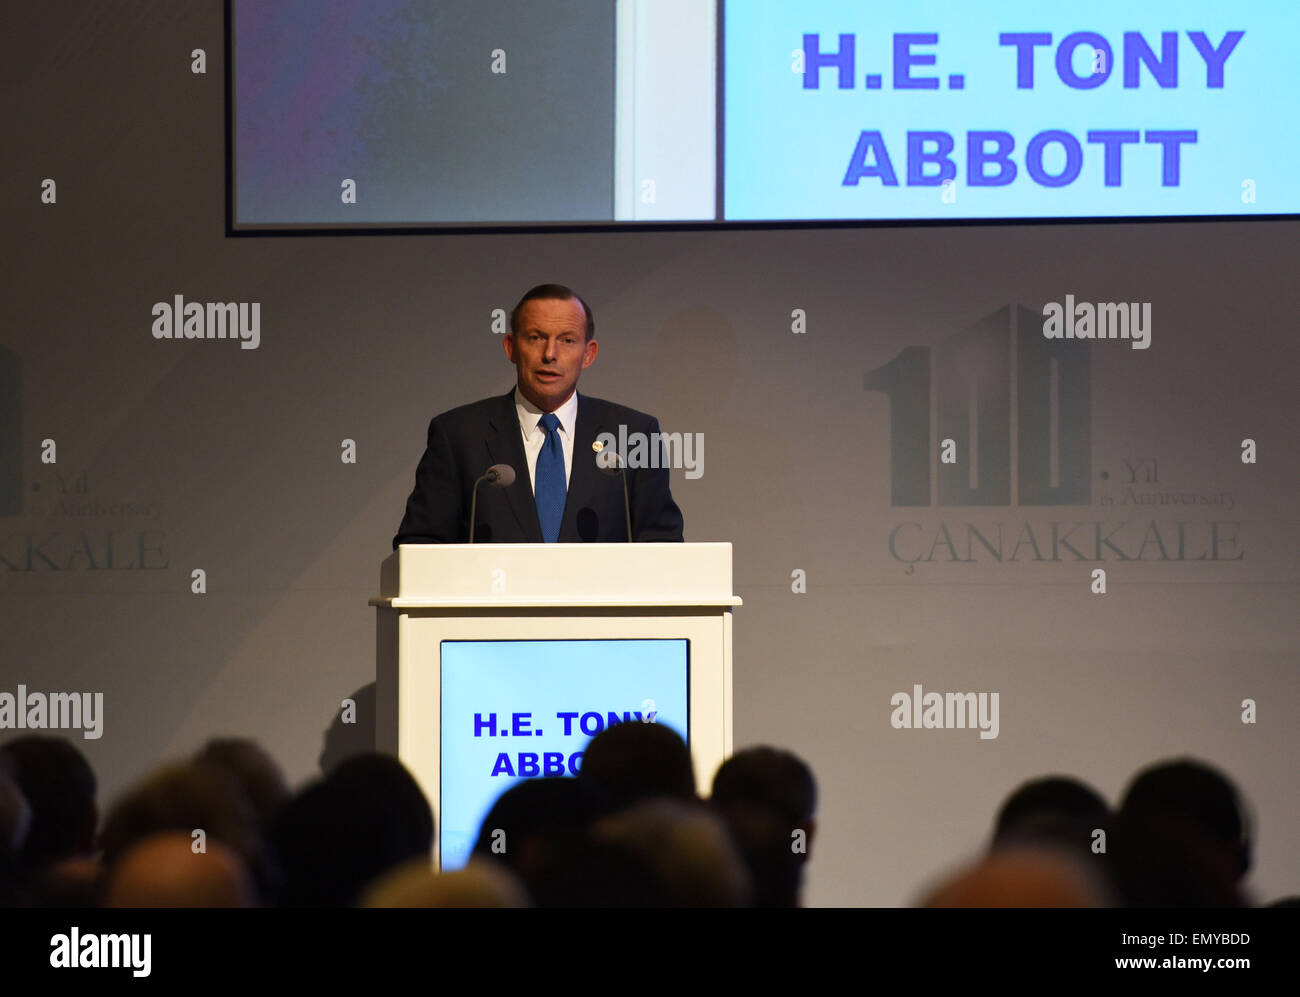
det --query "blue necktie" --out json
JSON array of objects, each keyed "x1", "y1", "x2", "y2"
[{"x1": 535, "y1": 412, "x2": 566, "y2": 542}]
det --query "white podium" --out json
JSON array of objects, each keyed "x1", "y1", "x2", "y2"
[{"x1": 370, "y1": 543, "x2": 741, "y2": 867}]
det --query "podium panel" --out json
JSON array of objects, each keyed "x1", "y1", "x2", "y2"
[{"x1": 371, "y1": 543, "x2": 740, "y2": 868}]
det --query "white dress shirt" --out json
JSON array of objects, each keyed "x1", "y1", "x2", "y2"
[{"x1": 515, "y1": 386, "x2": 577, "y2": 494}]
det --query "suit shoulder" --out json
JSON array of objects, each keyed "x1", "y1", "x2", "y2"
[
  {"x1": 427, "y1": 393, "x2": 511, "y2": 431},
  {"x1": 580, "y1": 393, "x2": 662, "y2": 427}
]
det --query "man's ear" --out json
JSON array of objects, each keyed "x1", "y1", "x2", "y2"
[
  {"x1": 581, "y1": 338, "x2": 598, "y2": 369},
  {"x1": 503, "y1": 333, "x2": 517, "y2": 363}
]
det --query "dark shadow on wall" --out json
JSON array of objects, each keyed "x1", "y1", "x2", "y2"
[{"x1": 318, "y1": 683, "x2": 376, "y2": 775}]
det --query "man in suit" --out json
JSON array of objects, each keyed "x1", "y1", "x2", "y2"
[{"x1": 393, "y1": 284, "x2": 684, "y2": 546}]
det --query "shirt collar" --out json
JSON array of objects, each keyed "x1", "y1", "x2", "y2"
[{"x1": 515, "y1": 385, "x2": 578, "y2": 439}]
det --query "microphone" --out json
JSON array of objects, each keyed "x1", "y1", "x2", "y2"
[
  {"x1": 469, "y1": 463, "x2": 516, "y2": 543},
  {"x1": 597, "y1": 448, "x2": 633, "y2": 542}
]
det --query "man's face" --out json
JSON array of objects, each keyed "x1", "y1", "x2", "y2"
[{"x1": 504, "y1": 296, "x2": 598, "y2": 412}]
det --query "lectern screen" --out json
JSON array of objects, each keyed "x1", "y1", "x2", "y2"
[{"x1": 439, "y1": 638, "x2": 690, "y2": 871}]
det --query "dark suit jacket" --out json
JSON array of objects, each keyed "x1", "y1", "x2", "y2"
[{"x1": 393, "y1": 389, "x2": 685, "y2": 546}]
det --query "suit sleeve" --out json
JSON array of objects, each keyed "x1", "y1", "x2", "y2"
[
  {"x1": 629, "y1": 416, "x2": 685, "y2": 542},
  {"x1": 393, "y1": 416, "x2": 465, "y2": 547}
]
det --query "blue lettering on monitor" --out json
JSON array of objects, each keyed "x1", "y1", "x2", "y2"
[
  {"x1": 1026, "y1": 131, "x2": 1083, "y2": 187},
  {"x1": 440, "y1": 638, "x2": 689, "y2": 870},
  {"x1": 844, "y1": 129, "x2": 1198, "y2": 188},
  {"x1": 1123, "y1": 32, "x2": 1178, "y2": 88},
  {"x1": 998, "y1": 32, "x2": 1053, "y2": 88},
  {"x1": 894, "y1": 33, "x2": 939, "y2": 89},
  {"x1": 969, "y1": 132, "x2": 1017, "y2": 186},
  {"x1": 801, "y1": 26, "x2": 1235, "y2": 198},
  {"x1": 801, "y1": 32, "x2": 855, "y2": 89}
]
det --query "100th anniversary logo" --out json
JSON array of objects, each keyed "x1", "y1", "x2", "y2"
[{"x1": 865, "y1": 304, "x2": 1241, "y2": 573}]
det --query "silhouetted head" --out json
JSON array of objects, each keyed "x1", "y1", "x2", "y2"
[
  {"x1": 578, "y1": 722, "x2": 695, "y2": 819},
  {"x1": 194, "y1": 737, "x2": 289, "y2": 831},
  {"x1": 1108, "y1": 808, "x2": 1245, "y2": 908},
  {"x1": 98, "y1": 761, "x2": 263, "y2": 897},
  {"x1": 711, "y1": 746, "x2": 817, "y2": 848},
  {"x1": 472, "y1": 777, "x2": 584, "y2": 878},
  {"x1": 709, "y1": 746, "x2": 818, "y2": 905},
  {"x1": 362, "y1": 856, "x2": 530, "y2": 908},
  {"x1": 0, "y1": 735, "x2": 97, "y2": 870},
  {"x1": 523, "y1": 831, "x2": 665, "y2": 907},
  {"x1": 273, "y1": 752, "x2": 433, "y2": 907},
  {"x1": 103, "y1": 832, "x2": 256, "y2": 908},
  {"x1": 921, "y1": 847, "x2": 1111, "y2": 908},
  {"x1": 992, "y1": 775, "x2": 1110, "y2": 858},
  {"x1": 712, "y1": 799, "x2": 805, "y2": 907},
  {"x1": 592, "y1": 798, "x2": 752, "y2": 907},
  {"x1": 1119, "y1": 758, "x2": 1251, "y2": 881}
]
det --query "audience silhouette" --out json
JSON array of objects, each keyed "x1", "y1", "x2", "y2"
[{"x1": 0, "y1": 729, "x2": 1286, "y2": 908}]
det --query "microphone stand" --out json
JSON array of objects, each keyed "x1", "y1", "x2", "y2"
[{"x1": 469, "y1": 472, "x2": 491, "y2": 543}]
